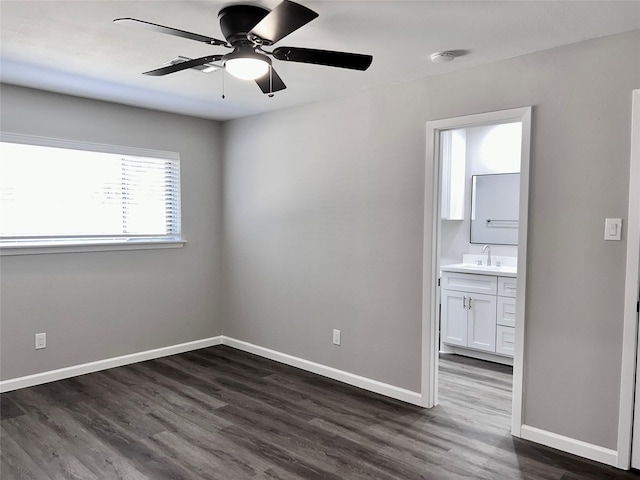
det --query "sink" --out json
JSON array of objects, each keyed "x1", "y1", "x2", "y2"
[{"x1": 440, "y1": 262, "x2": 517, "y2": 277}]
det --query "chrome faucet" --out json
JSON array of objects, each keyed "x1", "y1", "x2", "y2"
[{"x1": 482, "y1": 245, "x2": 492, "y2": 266}]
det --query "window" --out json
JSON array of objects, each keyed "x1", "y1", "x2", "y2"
[{"x1": 0, "y1": 133, "x2": 183, "y2": 253}]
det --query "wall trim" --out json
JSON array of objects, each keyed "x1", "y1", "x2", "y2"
[
  {"x1": 222, "y1": 337, "x2": 424, "y2": 406},
  {"x1": 617, "y1": 88, "x2": 640, "y2": 470},
  {"x1": 1, "y1": 335, "x2": 423, "y2": 406},
  {"x1": 520, "y1": 425, "x2": 618, "y2": 467},
  {"x1": 422, "y1": 106, "x2": 532, "y2": 428},
  {"x1": 0, "y1": 336, "x2": 223, "y2": 393},
  {"x1": 448, "y1": 347, "x2": 513, "y2": 366},
  {"x1": 0, "y1": 334, "x2": 625, "y2": 469}
]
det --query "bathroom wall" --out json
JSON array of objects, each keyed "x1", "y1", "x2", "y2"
[{"x1": 440, "y1": 123, "x2": 521, "y2": 265}]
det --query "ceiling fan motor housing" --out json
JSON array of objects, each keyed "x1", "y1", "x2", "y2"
[{"x1": 218, "y1": 5, "x2": 269, "y2": 45}]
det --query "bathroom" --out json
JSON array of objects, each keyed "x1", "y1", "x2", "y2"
[{"x1": 438, "y1": 121, "x2": 522, "y2": 366}]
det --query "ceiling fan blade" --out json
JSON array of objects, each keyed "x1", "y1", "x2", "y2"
[
  {"x1": 273, "y1": 47, "x2": 373, "y2": 71},
  {"x1": 114, "y1": 18, "x2": 228, "y2": 47},
  {"x1": 143, "y1": 55, "x2": 223, "y2": 76},
  {"x1": 248, "y1": 0, "x2": 318, "y2": 45},
  {"x1": 255, "y1": 67, "x2": 287, "y2": 94}
]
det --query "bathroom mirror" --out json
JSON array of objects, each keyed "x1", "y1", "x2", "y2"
[{"x1": 470, "y1": 173, "x2": 520, "y2": 245}]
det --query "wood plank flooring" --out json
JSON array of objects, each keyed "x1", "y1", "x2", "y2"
[{"x1": 1, "y1": 346, "x2": 638, "y2": 479}]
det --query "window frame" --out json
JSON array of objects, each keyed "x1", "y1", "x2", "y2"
[{"x1": 0, "y1": 132, "x2": 186, "y2": 256}]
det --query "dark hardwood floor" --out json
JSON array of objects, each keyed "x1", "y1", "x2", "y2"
[{"x1": 1, "y1": 346, "x2": 638, "y2": 479}]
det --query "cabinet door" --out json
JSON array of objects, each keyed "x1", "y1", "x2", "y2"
[
  {"x1": 467, "y1": 293, "x2": 497, "y2": 352},
  {"x1": 441, "y1": 289, "x2": 468, "y2": 347}
]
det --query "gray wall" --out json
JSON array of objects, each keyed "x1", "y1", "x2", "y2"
[
  {"x1": 223, "y1": 30, "x2": 640, "y2": 450},
  {"x1": 0, "y1": 84, "x2": 224, "y2": 380}
]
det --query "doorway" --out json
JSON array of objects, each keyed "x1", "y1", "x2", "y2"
[{"x1": 421, "y1": 107, "x2": 532, "y2": 437}]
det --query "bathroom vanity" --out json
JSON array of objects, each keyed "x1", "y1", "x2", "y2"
[{"x1": 440, "y1": 257, "x2": 517, "y2": 364}]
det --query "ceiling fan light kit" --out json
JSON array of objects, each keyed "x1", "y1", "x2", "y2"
[
  {"x1": 224, "y1": 49, "x2": 271, "y2": 80},
  {"x1": 114, "y1": 0, "x2": 373, "y2": 95},
  {"x1": 225, "y1": 57, "x2": 269, "y2": 80}
]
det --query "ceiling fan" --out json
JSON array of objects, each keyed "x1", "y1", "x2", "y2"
[{"x1": 114, "y1": 0, "x2": 373, "y2": 95}]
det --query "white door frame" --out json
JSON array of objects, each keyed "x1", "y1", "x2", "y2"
[
  {"x1": 617, "y1": 88, "x2": 640, "y2": 469},
  {"x1": 421, "y1": 106, "x2": 532, "y2": 437}
]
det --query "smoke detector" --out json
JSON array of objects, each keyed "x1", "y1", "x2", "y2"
[{"x1": 430, "y1": 52, "x2": 455, "y2": 64}]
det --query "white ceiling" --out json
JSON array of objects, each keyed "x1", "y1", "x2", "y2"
[{"x1": 1, "y1": 1, "x2": 639, "y2": 121}]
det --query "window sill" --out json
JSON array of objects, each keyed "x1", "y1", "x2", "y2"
[{"x1": 0, "y1": 239, "x2": 186, "y2": 256}]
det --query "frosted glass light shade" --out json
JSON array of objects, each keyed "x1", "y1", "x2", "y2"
[{"x1": 225, "y1": 57, "x2": 269, "y2": 80}]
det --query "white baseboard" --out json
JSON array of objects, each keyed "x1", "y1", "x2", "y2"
[
  {"x1": 222, "y1": 336, "x2": 424, "y2": 406},
  {"x1": 449, "y1": 347, "x2": 514, "y2": 366},
  {"x1": 520, "y1": 425, "x2": 619, "y2": 467},
  {"x1": 0, "y1": 336, "x2": 223, "y2": 393},
  {"x1": 0, "y1": 335, "x2": 422, "y2": 407},
  {"x1": 0, "y1": 336, "x2": 624, "y2": 470}
]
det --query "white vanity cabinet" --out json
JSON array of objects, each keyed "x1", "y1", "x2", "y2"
[
  {"x1": 441, "y1": 268, "x2": 517, "y2": 359},
  {"x1": 441, "y1": 272, "x2": 497, "y2": 353}
]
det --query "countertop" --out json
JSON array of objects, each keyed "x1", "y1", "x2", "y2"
[{"x1": 440, "y1": 263, "x2": 517, "y2": 278}]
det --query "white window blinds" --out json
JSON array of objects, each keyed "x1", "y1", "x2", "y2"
[{"x1": 0, "y1": 134, "x2": 181, "y2": 246}]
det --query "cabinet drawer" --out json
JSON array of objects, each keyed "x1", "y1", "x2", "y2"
[
  {"x1": 497, "y1": 296, "x2": 516, "y2": 327},
  {"x1": 496, "y1": 325, "x2": 515, "y2": 356},
  {"x1": 441, "y1": 272, "x2": 497, "y2": 295},
  {"x1": 498, "y1": 276, "x2": 517, "y2": 297}
]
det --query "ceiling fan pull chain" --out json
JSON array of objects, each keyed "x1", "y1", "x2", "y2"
[
  {"x1": 268, "y1": 66, "x2": 275, "y2": 97},
  {"x1": 222, "y1": 68, "x2": 226, "y2": 99}
]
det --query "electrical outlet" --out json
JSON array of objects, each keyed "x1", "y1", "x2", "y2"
[
  {"x1": 332, "y1": 329, "x2": 341, "y2": 346},
  {"x1": 35, "y1": 333, "x2": 46, "y2": 350}
]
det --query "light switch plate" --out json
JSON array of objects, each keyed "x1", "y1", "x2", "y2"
[{"x1": 604, "y1": 218, "x2": 622, "y2": 241}]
